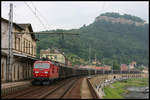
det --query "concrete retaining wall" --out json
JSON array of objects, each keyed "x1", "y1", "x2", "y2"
[{"x1": 89, "y1": 73, "x2": 148, "y2": 98}]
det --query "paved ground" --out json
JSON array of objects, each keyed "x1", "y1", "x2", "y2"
[
  {"x1": 81, "y1": 78, "x2": 93, "y2": 99},
  {"x1": 1, "y1": 80, "x2": 31, "y2": 89}
]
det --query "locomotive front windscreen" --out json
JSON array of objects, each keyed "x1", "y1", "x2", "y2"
[{"x1": 34, "y1": 63, "x2": 50, "y2": 69}]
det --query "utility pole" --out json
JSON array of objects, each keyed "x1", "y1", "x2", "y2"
[
  {"x1": 112, "y1": 62, "x2": 113, "y2": 74},
  {"x1": 7, "y1": 3, "x2": 13, "y2": 82},
  {"x1": 95, "y1": 53, "x2": 96, "y2": 64},
  {"x1": 128, "y1": 61, "x2": 131, "y2": 74},
  {"x1": 101, "y1": 58, "x2": 104, "y2": 74},
  {"x1": 88, "y1": 44, "x2": 91, "y2": 65},
  {"x1": 120, "y1": 62, "x2": 122, "y2": 74}
]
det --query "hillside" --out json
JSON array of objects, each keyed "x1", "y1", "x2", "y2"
[{"x1": 36, "y1": 12, "x2": 149, "y2": 66}]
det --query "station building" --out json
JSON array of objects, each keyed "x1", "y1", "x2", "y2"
[{"x1": 1, "y1": 17, "x2": 38, "y2": 83}]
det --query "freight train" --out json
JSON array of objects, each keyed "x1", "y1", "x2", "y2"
[{"x1": 32, "y1": 58, "x2": 140, "y2": 85}]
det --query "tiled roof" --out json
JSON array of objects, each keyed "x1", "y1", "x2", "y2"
[
  {"x1": 1, "y1": 17, "x2": 37, "y2": 40},
  {"x1": 17, "y1": 24, "x2": 33, "y2": 32},
  {"x1": 1, "y1": 17, "x2": 24, "y2": 30}
]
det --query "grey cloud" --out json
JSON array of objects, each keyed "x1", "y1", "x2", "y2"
[{"x1": 1, "y1": 1, "x2": 148, "y2": 31}]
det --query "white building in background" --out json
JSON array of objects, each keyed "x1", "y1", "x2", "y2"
[
  {"x1": 129, "y1": 61, "x2": 136, "y2": 69},
  {"x1": 142, "y1": 68, "x2": 148, "y2": 73}
]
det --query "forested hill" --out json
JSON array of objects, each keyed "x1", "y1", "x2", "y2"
[{"x1": 36, "y1": 12, "x2": 149, "y2": 66}]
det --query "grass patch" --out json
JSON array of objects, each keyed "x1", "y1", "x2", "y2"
[{"x1": 102, "y1": 78, "x2": 149, "y2": 99}]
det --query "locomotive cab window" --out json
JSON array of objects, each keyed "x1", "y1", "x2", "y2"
[{"x1": 34, "y1": 63, "x2": 50, "y2": 69}]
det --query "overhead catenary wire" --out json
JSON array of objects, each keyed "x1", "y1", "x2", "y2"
[
  {"x1": 24, "y1": 2, "x2": 47, "y2": 30},
  {"x1": 99, "y1": 2, "x2": 106, "y2": 15},
  {"x1": 30, "y1": 2, "x2": 51, "y2": 30}
]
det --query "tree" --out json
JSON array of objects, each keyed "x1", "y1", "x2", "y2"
[
  {"x1": 36, "y1": 12, "x2": 148, "y2": 66},
  {"x1": 113, "y1": 60, "x2": 120, "y2": 70}
]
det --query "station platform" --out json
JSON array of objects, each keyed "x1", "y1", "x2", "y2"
[
  {"x1": 1, "y1": 80, "x2": 32, "y2": 96},
  {"x1": 81, "y1": 78, "x2": 93, "y2": 99}
]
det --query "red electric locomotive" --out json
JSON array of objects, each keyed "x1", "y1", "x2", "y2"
[{"x1": 32, "y1": 60, "x2": 59, "y2": 85}]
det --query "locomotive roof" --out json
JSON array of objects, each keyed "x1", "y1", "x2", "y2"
[{"x1": 34, "y1": 60, "x2": 98, "y2": 71}]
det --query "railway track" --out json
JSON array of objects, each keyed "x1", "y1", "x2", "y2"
[
  {"x1": 62, "y1": 77, "x2": 83, "y2": 99},
  {"x1": 2, "y1": 77, "x2": 81, "y2": 99},
  {"x1": 2, "y1": 77, "x2": 100, "y2": 99},
  {"x1": 42, "y1": 78, "x2": 79, "y2": 99},
  {"x1": 2, "y1": 85, "x2": 48, "y2": 99}
]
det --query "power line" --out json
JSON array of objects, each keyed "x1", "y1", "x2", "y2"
[
  {"x1": 30, "y1": 2, "x2": 51, "y2": 30},
  {"x1": 24, "y1": 2, "x2": 47, "y2": 30},
  {"x1": 100, "y1": 2, "x2": 106, "y2": 14}
]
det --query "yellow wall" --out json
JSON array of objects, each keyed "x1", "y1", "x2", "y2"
[{"x1": 41, "y1": 53, "x2": 65, "y2": 64}]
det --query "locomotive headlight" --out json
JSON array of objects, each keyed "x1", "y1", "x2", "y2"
[
  {"x1": 44, "y1": 71, "x2": 48, "y2": 74},
  {"x1": 35, "y1": 71, "x2": 39, "y2": 73}
]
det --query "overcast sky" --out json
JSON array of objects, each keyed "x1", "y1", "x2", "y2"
[{"x1": 1, "y1": 1, "x2": 149, "y2": 31}]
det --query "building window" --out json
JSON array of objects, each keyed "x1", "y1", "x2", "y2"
[
  {"x1": 18, "y1": 38, "x2": 20, "y2": 51},
  {"x1": 34, "y1": 47, "x2": 36, "y2": 56},
  {"x1": 27, "y1": 41, "x2": 29, "y2": 54},
  {"x1": 24, "y1": 39, "x2": 25, "y2": 53},
  {"x1": 33, "y1": 46, "x2": 34, "y2": 55},
  {"x1": 28, "y1": 41, "x2": 30, "y2": 54},
  {"x1": 15, "y1": 35, "x2": 17, "y2": 50},
  {"x1": 2, "y1": 32, "x2": 5, "y2": 35},
  {"x1": 32, "y1": 45, "x2": 33, "y2": 55},
  {"x1": 32, "y1": 45, "x2": 34, "y2": 55},
  {"x1": 25, "y1": 41, "x2": 28, "y2": 53},
  {"x1": 16, "y1": 38, "x2": 19, "y2": 51},
  {"x1": 29, "y1": 41, "x2": 30, "y2": 54},
  {"x1": 29, "y1": 42, "x2": 30, "y2": 54},
  {"x1": 25, "y1": 40, "x2": 26, "y2": 53}
]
